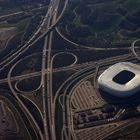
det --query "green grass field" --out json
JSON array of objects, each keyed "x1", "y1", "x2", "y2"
[
  {"x1": 0, "y1": 6, "x2": 22, "y2": 16},
  {"x1": 0, "y1": 18, "x2": 30, "y2": 31}
]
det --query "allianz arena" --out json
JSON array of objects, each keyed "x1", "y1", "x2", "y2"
[{"x1": 98, "y1": 62, "x2": 140, "y2": 98}]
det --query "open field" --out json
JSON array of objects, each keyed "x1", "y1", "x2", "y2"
[{"x1": 0, "y1": 27, "x2": 17, "y2": 51}]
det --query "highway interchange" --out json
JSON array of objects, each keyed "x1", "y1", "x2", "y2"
[{"x1": 0, "y1": 0, "x2": 140, "y2": 140}]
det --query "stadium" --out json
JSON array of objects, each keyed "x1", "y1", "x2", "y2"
[{"x1": 98, "y1": 62, "x2": 140, "y2": 98}]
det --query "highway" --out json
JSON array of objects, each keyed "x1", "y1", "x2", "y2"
[
  {"x1": 54, "y1": 50, "x2": 139, "y2": 140},
  {"x1": 0, "y1": 0, "x2": 68, "y2": 72},
  {"x1": 40, "y1": 0, "x2": 68, "y2": 139},
  {"x1": 0, "y1": 6, "x2": 48, "y2": 20},
  {"x1": 0, "y1": 50, "x2": 137, "y2": 84},
  {"x1": 41, "y1": 0, "x2": 70, "y2": 140},
  {"x1": 4, "y1": 0, "x2": 68, "y2": 139},
  {"x1": 0, "y1": 59, "x2": 97, "y2": 84},
  {"x1": 7, "y1": 57, "x2": 44, "y2": 140},
  {"x1": 62, "y1": 49, "x2": 140, "y2": 139},
  {"x1": 1, "y1": 0, "x2": 140, "y2": 139},
  {"x1": 0, "y1": 6, "x2": 50, "y2": 67},
  {"x1": 3, "y1": 42, "x2": 139, "y2": 140},
  {"x1": 41, "y1": 0, "x2": 58, "y2": 139},
  {"x1": 131, "y1": 39, "x2": 140, "y2": 61},
  {"x1": 41, "y1": 4, "x2": 53, "y2": 140},
  {"x1": 5, "y1": 1, "x2": 60, "y2": 140},
  {"x1": 56, "y1": 27, "x2": 131, "y2": 51}
]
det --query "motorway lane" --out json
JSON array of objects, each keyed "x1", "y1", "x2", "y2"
[
  {"x1": 15, "y1": 78, "x2": 41, "y2": 94},
  {"x1": 0, "y1": 52, "x2": 135, "y2": 138},
  {"x1": 0, "y1": 6, "x2": 48, "y2": 20},
  {"x1": 6, "y1": 0, "x2": 58, "y2": 139},
  {"x1": 40, "y1": 0, "x2": 62, "y2": 139},
  {"x1": 41, "y1": 1, "x2": 60, "y2": 140},
  {"x1": 2, "y1": 50, "x2": 137, "y2": 140},
  {"x1": 53, "y1": 51, "x2": 137, "y2": 105},
  {"x1": 19, "y1": 93, "x2": 44, "y2": 120},
  {"x1": 0, "y1": 0, "x2": 132, "y2": 72},
  {"x1": 56, "y1": 27, "x2": 131, "y2": 51},
  {"x1": 63, "y1": 70, "x2": 119, "y2": 139},
  {"x1": 7, "y1": 59, "x2": 44, "y2": 140},
  {"x1": 0, "y1": 51, "x2": 138, "y2": 84},
  {"x1": 41, "y1": 10, "x2": 52, "y2": 140},
  {"x1": 2, "y1": 0, "x2": 140, "y2": 139},
  {"x1": 52, "y1": 52, "x2": 78, "y2": 67},
  {"x1": 62, "y1": 68, "x2": 98, "y2": 139},
  {"x1": 54, "y1": 65, "x2": 100, "y2": 139},
  {"x1": 0, "y1": 60, "x2": 98, "y2": 84},
  {"x1": 0, "y1": 50, "x2": 136, "y2": 86},
  {"x1": 0, "y1": 0, "x2": 68, "y2": 72},
  {"x1": 5, "y1": 0, "x2": 65, "y2": 139},
  {"x1": 131, "y1": 39, "x2": 140, "y2": 61},
  {"x1": 54, "y1": 52, "x2": 139, "y2": 140},
  {"x1": 42, "y1": 0, "x2": 70, "y2": 140},
  {"x1": 46, "y1": 1, "x2": 60, "y2": 139},
  {"x1": 63, "y1": 57, "x2": 139, "y2": 139},
  {"x1": 65, "y1": 69, "x2": 98, "y2": 140}
]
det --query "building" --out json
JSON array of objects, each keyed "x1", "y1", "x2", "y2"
[{"x1": 98, "y1": 62, "x2": 140, "y2": 98}]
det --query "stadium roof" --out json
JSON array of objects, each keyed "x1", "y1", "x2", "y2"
[{"x1": 98, "y1": 62, "x2": 140, "y2": 97}]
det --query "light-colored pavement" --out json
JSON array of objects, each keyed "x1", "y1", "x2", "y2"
[{"x1": 131, "y1": 39, "x2": 140, "y2": 61}]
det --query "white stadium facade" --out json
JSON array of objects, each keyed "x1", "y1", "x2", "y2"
[{"x1": 98, "y1": 62, "x2": 140, "y2": 98}]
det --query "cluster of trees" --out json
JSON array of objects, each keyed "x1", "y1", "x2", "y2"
[
  {"x1": 119, "y1": 9, "x2": 140, "y2": 38},
  {"x1": 7, "y1": 14, "x2": 31, "y2": 24},
  {"x1": 22, "y1": 13, "x2": 42, "y2": 43},
  {"x1": 61, "y1": 1, "x2": 119, "y2": 47},
  {"x1": 60, "y1": 0, "x2": 140, "y2": 48}
]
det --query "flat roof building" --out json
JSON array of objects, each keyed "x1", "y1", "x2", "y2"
[{"x1": 98, "y1": 62, "x2": 140, "y2": 98}]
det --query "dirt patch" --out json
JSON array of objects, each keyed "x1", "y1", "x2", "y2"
[{"x1": 0, "y1": 27, "x2": 17, "y2": 52}]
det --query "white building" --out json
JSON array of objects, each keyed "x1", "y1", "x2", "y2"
[{"x1": 98, "y1": 62, "x2": 140, "y2": 98}]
